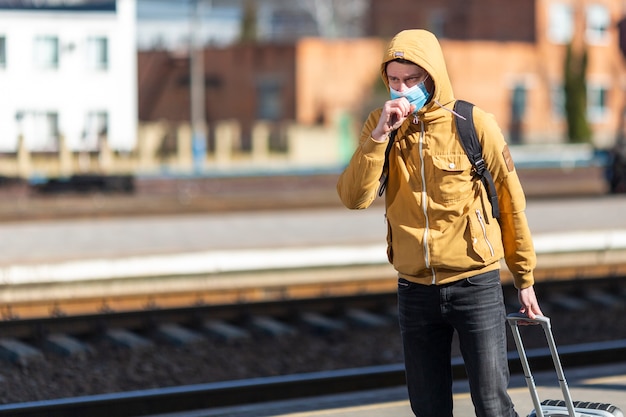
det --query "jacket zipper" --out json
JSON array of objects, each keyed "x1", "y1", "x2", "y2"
[
  {"x1": 476, "y1": 209, "x2": 495, "y2": 257},
  {"x1": 417, "y1": 120, "x2": 435, "y2": 284}
]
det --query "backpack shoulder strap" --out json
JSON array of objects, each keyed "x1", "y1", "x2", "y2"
[
  {"x1": 453, "y1": 100, "x2": 500, "y2": 220},
  {"x1": 378, "y1": 130, "x2": 398, "y2": 197}
]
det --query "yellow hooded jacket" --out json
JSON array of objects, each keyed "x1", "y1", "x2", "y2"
[{"x1": 337, "y1": 29, "x2": 536, "y2": 290}]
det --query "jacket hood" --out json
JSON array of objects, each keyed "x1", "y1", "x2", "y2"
[{"x1": 380, "y1": 29, "x2": 455, "y2": 113}]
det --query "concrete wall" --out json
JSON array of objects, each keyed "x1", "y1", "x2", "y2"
[{"x1": 0, "y1": 120, "x2": 344, "y2": 179}]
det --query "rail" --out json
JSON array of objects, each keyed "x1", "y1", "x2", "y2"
[{"x1": 0, "y1": 339, "x2": 624, "y2": 417}]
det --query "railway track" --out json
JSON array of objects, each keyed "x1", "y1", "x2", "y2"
[
  {"x1": 2, "y1": 339, "x2": 626, "y2": 417},
  {"x1": 0, "y1": 334, "x2": 625, "y2": 416},
  {"x1": 1, "y1": 271, "x2": 625, "y2": 343},
  {"x1": 0, "y1": 272, "x2": 625, "y2": 413}
]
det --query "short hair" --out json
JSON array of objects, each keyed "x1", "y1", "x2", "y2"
[
  {"x1": 391, "y1": 58, "x2": 414, "y2": 65},
  {"x1": 385, "y1": 58, "x2": 418, "y2": 73}
]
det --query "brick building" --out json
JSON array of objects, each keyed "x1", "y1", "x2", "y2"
[
  {"x1": 365, "y1": 0, "x2": 626, "y2": 147},
  {"x1": 138, "y1": 38, "x2": 385, "y2": 150},
  {"x1": 139, "y1": 0, "x2": 626, "y2": 150}
]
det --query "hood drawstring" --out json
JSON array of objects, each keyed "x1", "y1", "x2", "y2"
[
  {"x1": 434, "y1": 99, "x2": 466, "y2": 120},
  {"x1": 413, "y1": 100, "x2": 467, "y2": 123}
]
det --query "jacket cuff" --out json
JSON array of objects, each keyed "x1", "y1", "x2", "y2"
[
  {"x1": 515, "y1": 272, "x2": 535, "y2": 289},
  {"x1": 362, "y1": 136, "x2": 389, "y2": 157}
]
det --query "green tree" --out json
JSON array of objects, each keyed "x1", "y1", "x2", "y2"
[
  {"x1": 239, "y1": 0, "x2": 257, "y2": 43},
  {"x1": 563, "y1": 42, "x2": 591, "y2": 143}
]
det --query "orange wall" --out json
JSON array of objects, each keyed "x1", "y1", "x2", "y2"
[{"x1": 295, "y1": 37, "x2": 386, "y2": 125}]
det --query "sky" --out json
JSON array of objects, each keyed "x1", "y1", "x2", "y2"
[{"x1": 136, "y1": 0, "x2": 242, "y2": 50}]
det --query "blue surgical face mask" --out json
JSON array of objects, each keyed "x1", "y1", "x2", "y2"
[{"x1": 390, "y1": 77, "x2": 431, "y2": 113}]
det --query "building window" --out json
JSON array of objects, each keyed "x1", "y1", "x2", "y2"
[
  {"x1": 34, "y1": 36, "x2": 59, "y2": 69},
  {"x1": 551, "y1": 83, "x2": 566, "y2": 119},
  {"x1": 548, "y1": 3, "x2": 573, "y2": 44},
  {"x1": 509, "y1": 84, "x2": 527, "y2": 144},
  {"x1": 587, "y1": 83, "x2": 609, "y2": 122},
  {"x1": 86, "y1": 36, "x2": 108, "y2": 70},
  {"x1": 83, "y1": 111, "x2": 108, "y2": 150},
  {"x1": 0, "y1": 36, "x2": 6, "y2": 68},
  {"x1": 256, "y1": 79, "x2": 282, "y2": 121},
  {"x1": 18, "y1": 111, "x2": 59, "y2": 151},
  {"x1": 428, "y1": 10, "x2": 446, "y2": 38},
  {"x1": 586, "y1": 4, "x2": 610, "y2": 44}
]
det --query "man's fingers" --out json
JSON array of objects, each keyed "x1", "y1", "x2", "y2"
[{"x1": 388, "y1": 108, "x2": 406, "y2": 129}]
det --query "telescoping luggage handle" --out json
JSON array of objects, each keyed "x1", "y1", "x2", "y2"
[{"x1": 506, "y1": 313, "x2": 577, "y2": 417}]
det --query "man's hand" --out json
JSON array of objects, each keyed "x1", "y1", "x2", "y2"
[
  {"x1": 518, "y1": 286, "x2": 543, "y2": 320},
  {"x1": 371, "y1": 98, "x2": 415, "y2": 142}
]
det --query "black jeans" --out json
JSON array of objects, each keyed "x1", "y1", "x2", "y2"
[{"x1": 397, "y1": 270, "x2": 517, "y2": 417}]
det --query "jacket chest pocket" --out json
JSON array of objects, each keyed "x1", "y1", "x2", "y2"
[{"x1": 428, "y1": 154, "x2": 474, "y2": 203}]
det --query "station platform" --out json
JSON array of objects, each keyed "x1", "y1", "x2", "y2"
[
  {"x1": 148, "y1": 362, "x2": 626, "y2": 417},
  {"x1": 0, "y1": 195, "x2": 625, "y2": 285}
]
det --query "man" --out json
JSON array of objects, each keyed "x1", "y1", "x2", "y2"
[{"x1": 336, "y1": 29, "x2": 543, "y2": 417}]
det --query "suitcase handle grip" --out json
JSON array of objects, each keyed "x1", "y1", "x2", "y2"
[{"x1": 506, "y1": 312, "x2": 550, "y2": 326}]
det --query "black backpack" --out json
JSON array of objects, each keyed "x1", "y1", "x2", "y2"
[{"x1": 378, "y1": 99, "x2": 500, "y2": 220}]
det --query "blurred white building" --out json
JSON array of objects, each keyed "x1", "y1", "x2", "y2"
[{"x1": 0, "y1": 0, "x2": 137, "y2": 152}]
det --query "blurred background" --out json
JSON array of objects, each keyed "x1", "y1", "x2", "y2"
[
  {"x1": 2, "y1": 2, "x2": 626, "y2": 412},
  {"x1": 0, "y1": 0, "x2": 625, "y2": 197}
]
